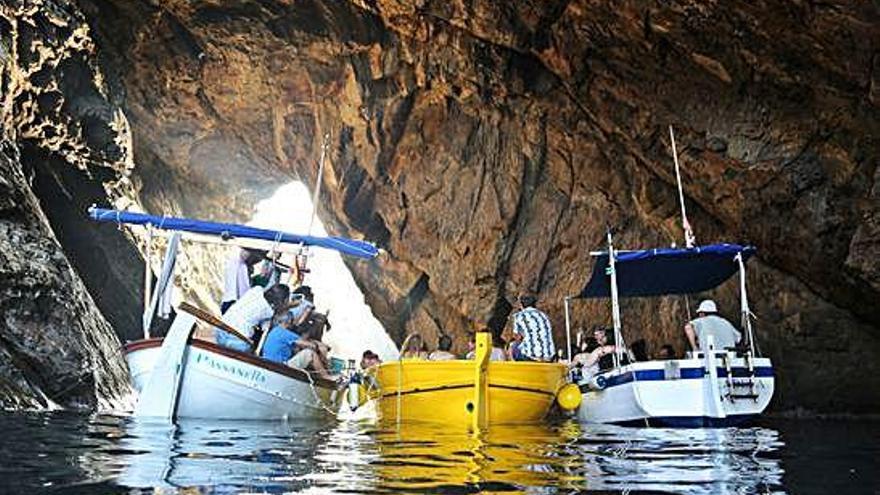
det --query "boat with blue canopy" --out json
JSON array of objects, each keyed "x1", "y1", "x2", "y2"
[
  {"x1": 563, "y1": 234, "x2": 775, "y2": 427},
  {"x1": 89, "y1": 206, "x2": 379, "y2": 421}
]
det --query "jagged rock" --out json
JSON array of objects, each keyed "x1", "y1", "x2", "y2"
[
  {"x1": 0, "y1": 1, "x2": 133, "y2": 409},
  {"x1": 2, "y1": 0, "x2": 878, "y2": 413}
]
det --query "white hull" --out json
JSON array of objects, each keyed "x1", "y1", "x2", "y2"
[
  {"x1": 125, "y1": 339, "x2": 340, "y2": 421},
  {"x1": 577, "y1": 354, "x2": 774, "y2": 427}
]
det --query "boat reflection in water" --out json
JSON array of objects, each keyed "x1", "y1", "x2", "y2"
[{"x1": 113, "y1": 418, "x2": 785, "y2": 493}]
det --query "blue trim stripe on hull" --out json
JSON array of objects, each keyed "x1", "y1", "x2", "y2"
[
  {"x1": 598, "y1": 366, "x2": 773, "y2": 389},
  {"x1": 613, "y1": 414, "x2": 758, "y2": 428}
]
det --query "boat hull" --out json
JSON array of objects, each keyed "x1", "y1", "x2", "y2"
[
  {"x1": 124, "y1": 339, "x2": 339, "y2": 421},
  {"x1": 367, "y1": 360, "x2": 568, "y2": 427},
  {"x1": 577, "y1": 356, "x2": 774, "y2": 427}
]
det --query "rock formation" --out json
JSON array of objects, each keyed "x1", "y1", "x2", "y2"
[
  {"x1": 1, "y1": 0, "x2": 877, "y2": 413},
  {"x1": 0, "y1": 1, "x2": 132, "y2": 409}
]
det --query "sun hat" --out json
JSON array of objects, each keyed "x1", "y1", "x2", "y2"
[{"x1": 696, "y1": 300, "x2": 718, "y2": 314}]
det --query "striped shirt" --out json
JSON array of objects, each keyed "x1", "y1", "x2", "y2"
[{"x1": 513, "y1": 307, "x2": 556, "y2": 361}]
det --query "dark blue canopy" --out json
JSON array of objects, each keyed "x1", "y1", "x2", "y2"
[
  {"x1": 89, "y1": 207, "x2": 379, "y2": 259},
  {"x1": 578, "y1": 243, "x2": 755, "y2": 298}
]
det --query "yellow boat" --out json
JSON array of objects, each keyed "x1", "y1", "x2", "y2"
[{"x1": 362, "y1": 333, "x2": 580, "y2": 429}]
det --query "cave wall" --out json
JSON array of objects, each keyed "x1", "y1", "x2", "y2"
[
  {"x1": 0, "y1": 1, "x2": 133, "y2": 408},
  {"x1": 75, "y1": 0, "x2": 878, "y2": 413},
  {"x1": 1, "y1": 0, "x2": 877, "y2": 413}
]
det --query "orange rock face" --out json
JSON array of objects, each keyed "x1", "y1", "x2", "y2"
[{"x1": 3, "y1": 0, "x2": 878, "y2": 412}]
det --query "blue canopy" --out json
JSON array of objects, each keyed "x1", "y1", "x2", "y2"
[
  {"x1": 88, "y1": 207, "x2": 380, "y2": 259},
  {"x1": 578, "y1": 243, "x2": 755, "y2": 298}
]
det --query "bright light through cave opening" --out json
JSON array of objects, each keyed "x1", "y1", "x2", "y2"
[{"x1": 248, "y1": 181, "x2": 398, "y2": 362}]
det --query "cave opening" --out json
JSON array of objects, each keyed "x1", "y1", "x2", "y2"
[{"x1": 249, "y1": 181, "x2": 398, "y2": 361}]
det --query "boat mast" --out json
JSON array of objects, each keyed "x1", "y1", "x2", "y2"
[
  {"x1": 307, "y1": 132, "x2": 330, "y2": 238},
  {"x1": 736, "y1": 252, "x2": 757, "y2": 356},
  {"x1": 291, "y1": 132, "x2": 330, "y2": 286},
  {"x1": 669, "y1": 125, "x2": 696, "y2": 249},
  {"x1": 564, "y1": 296, "x2": 573, "y2": 362},
  {"x1": 606, "y1": 231, "x2": 624, "y2": 368}
]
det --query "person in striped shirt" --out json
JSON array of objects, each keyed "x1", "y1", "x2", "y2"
[{"x1": 511, "y1": 294, "x2": 556, "y2": 362}]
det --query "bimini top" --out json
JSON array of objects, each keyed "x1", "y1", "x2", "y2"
[
  {"x1": 578, "y1": 243, "x2": 755, "y2": 298},
  {"x1": 89, "y1": 207, "x2": 380, "y2": 259}
]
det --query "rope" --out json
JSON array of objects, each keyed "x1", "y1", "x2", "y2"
[{"x1": 301, "y1": 368, "x2": 341, "y2": 415}]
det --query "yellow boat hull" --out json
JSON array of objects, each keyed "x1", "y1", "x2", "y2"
[{"x1": 366, "y1": 360, "x2": 569, "y2": 427}]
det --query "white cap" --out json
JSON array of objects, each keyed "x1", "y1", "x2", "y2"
[{"x1": 696, "y1": 300, "x2": 717, "y2": 314}]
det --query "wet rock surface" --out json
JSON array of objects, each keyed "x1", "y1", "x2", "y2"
[
  {"x1": 0, "y1": 0, "x2": 878, "y2": 413},
  {"x1": 0, "y1": 1, "x2": 132, "y2": 409}
]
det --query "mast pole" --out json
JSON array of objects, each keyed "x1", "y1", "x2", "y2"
[
  {"x1": 143, "y1": 224, "x2": 153, "y2": 339},
  {"x1": 669, "y1": 125, "x2": 696, "y2": 248},
  {"x1": 290, "y1": 132, "x2": 330, "y2": 287},
  {"x1": 607, "y1": 231, "x2": 624, "y2": 368},
  {"x1": 564, "y1": 296, "x2": 573, "y2": 362},
  {"x1": 307, "y1": 132, "x2": 330, "y2": 237}
]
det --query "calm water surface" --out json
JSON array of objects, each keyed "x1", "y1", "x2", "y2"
[{"x1": 0, "y1": 412, "x2": 876, "y2": 494}]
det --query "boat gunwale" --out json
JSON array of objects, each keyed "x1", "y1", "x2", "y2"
[{"x1": 122, "y1": 338, "x2": 340, "y2": 390}]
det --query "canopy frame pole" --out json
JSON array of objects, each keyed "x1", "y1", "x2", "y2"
[
  {"x1": 143, "y1": 224, "x2": 154, "y2": 339},
  {"x1": 607, "y1": 231, "x2": 624, "y2": 368},
  {"x1": 736, "y1": 253, "x2": 757, "y2": 357},
  {"x1": 564, "y1": 296, "x2": 573, "y2": 362},
  {"x1": 669, "y1": 125, "x2": 696, "y2": 248},
  {"x1": 307, "y1": 132, "x2": 331, "y2": 238}
]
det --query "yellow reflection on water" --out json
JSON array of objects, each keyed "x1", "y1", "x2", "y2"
[{"x1": 337, "y1": 420, "x2": 586, "y2": 493}]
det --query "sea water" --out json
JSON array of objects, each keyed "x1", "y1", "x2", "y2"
[{"x1": 0, "y1": 412, "x2": 876, "y2": 494}]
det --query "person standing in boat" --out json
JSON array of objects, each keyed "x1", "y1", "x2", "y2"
[
  {"x1": 427, "y1": 335, "x2": 457, "y2": 361},
  {"x1": 684, "y1": 299, "x2": 742, "y2": 351},
  {"x1": 510, "y1": 294, "x2": 556, "y2": 362},
  {"x1": 220, "y1": 248, "x2": 265, "y2": 314},
  {"x1": 217, "y1": 284, "x2": 291, "y2": 352}
]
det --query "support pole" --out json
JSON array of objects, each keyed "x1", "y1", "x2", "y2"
[
  {"x1": 607, "y1": 231, "x2": 624, "y2": 368},
  {"x1": 143, "y1": 224, "x2": 153, "y2": 339},
  {"x1": 736, "y1": 253, "x2": 757, "y2": 357},
  {"x1": 669, "y1": 125, "x2": 696, "y2": 248},
  {"x1": 472, "y1": 331, "x2": 490, "y2": 431},
  {"x1": 564, "y1": 296, "x2": 573, "y2": 362}
]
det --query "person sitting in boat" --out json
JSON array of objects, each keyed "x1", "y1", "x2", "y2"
[
  {"x1": 427, "y1": 335, "x2": 457, "y2": 361},
  {"x1": 217, "y1": 284, "x2": 291, "y2": 352},
  {"x1": 570, "y1": 329, "x2": 616, "y2": 377},
  {"x1": 287, "y1": 313, "x2": 337, "y2": 380},
  {"x1": 684, "y1": 299, "x2": 742, "y2": 351},
  {"x1": 220, "y1": 248, "x2": 265, "y2": 314},
  {"x1": 656, "y1": 344, "x2": 676, "y2": 360},
  {"x1": 510, "y1": 294, "x2": 556, "y2": 362},
  {"x1": 464, "y1": 331, "x2": 507, "y2": 361},
  {"x1": 360, "y1": 350, "x2": 382, "y2": 369},
  {"x1": 402, "y1": 334, "x2": 429, "y2": 359},
  {"x1": 592, "y1": 326, "x2": 633, "y2": 370},
  {"x1": 260, "y1": 318, "x2": 303, "y2": 364},
  {"x1": 275, "y1": 285, "x2": 315, "y2": 330}
]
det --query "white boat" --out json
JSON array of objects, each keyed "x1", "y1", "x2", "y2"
[
  {"x1": 90, "y1": 206, "x2": 379, "y2": 421},
  {"x1": 564, "y1": 236, "x2": 775, "y2": 427},
  {"x1": 123, "y1": 325, "x2": 340, "y2": 421}
]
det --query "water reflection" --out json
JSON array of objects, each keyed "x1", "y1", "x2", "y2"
[
  {"x1": 106, "y1": 418, "x2": 786, "y2": 494},
  {"x1": 0, "y1": 411, "x2": 807, "y2": 493}
]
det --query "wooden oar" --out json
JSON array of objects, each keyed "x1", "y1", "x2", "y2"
[{"x1": 178, "y1": 301, "x2": 254, "y2": 348}]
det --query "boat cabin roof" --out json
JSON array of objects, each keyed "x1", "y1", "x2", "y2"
[{"x1": 578, "y1": 243, "x2": 755, "y2": 299}]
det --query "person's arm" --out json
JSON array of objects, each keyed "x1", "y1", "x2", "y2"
[
  {"x1": 293, "y1": 303, "x2": 314, "y2": 327},
  {"x1": 684, "y1": 322, "x2": 697, "y2": 350}
]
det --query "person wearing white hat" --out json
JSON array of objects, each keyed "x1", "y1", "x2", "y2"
[{"x1": 684, "y1": 299, "x2": 742, "y2": 351}]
